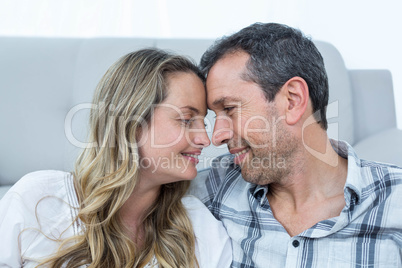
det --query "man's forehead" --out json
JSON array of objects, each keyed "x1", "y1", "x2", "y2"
[
  {"x1": 208, "y1": 51, "x2": 250, "y2": 77},
  {"x1": 207, "y1": 56, "x2": 249, "y2": 94}
]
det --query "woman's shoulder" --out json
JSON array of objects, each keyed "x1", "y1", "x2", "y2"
[
  {"x1": 2, "y1": 170, "x2": 76, "y2": 211},
  {"x1": 0, "y1": 169, "x2": 79, "y2": 234},
  {"x1": 182, "y1": 195, "x2": 232, "y2": 267},
  {"x1": 19, "y1": 169, "x2": 71, "y2": 182},
  {"x1": 0, "y1": 170, "x2": 79, "y2": 267},
  {"x1": 9, "y1": 170, "x2": 72, "y2": 195},
  {"x1": 181, "y1": 195, "x2": 225, "y2": 227},
  {"x1": 182, "y1": 195, "x2": 220, "y2": 224},
  {"x1": 181, "y1": 195, "x2": 209, "y2": 210}
]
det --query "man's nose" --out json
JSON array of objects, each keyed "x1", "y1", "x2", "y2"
[{"x1": 212, "y1": 116, "x2": 233, "y2": 146}]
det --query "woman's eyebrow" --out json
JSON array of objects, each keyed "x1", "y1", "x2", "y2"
[
  {"x1": 180, "y1": 106, "x2": 207, "y2": 116},
  {"x1": 180, "y1": 106, "x2": 199, "y2": 114}
]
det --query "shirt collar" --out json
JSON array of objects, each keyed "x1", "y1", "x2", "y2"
[
  {"x1": 330, "y1": 139, "x2": 363, "y2": 205},
  {"x1": 251, "y1": 184, "x2": 269, "y2": 205}
]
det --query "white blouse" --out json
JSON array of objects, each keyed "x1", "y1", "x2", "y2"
[{"x1": 0, "y1": 170, "x2": 232, "y2": 267}]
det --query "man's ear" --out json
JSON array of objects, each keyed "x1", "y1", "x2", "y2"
[{"x1": 281, "y1": 77, "x2": 309, "y2": 125}]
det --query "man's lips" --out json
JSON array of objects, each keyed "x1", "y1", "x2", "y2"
[{"x1": 230, "y1": 147, "x2": 250, "y2": 165}]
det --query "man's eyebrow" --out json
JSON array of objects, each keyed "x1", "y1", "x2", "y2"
[{"x1": 212, "y1": 97, "x2": 241, "y2": 107}]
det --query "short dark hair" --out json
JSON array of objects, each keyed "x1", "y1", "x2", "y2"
[{"x1": 200, "y1": 22, "x2": 329, "y2": 129}]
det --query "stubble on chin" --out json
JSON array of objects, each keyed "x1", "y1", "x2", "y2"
[
  {"x1": 239, "y1": 129, "x2": 298, "y2": 186},
  {"x1": 240, "y1": 153, "x2": 290, "y2": 185}
]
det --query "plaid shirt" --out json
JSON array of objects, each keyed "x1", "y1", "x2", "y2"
[{"x1": 195, "y1": 141, "x2": 402, "y2": 267}]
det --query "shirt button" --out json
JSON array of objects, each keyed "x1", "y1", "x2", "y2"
[{"x1": 292, "y1": 240, "x2": 300, "y2": 248}]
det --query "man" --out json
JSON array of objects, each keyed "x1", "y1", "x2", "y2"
[{"x1": 194, "y1": 22, "x2": 402, "y2": 267}]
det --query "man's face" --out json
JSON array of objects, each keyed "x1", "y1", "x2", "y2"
[{"x1": 206, "y1": 51, "x2": 297, "y2": 185}]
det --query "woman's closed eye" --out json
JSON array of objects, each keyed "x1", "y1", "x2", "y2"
[
  {"x1": 181, "y1": 117, "x2": 208, "y2": 128},
  {"x1": 181, "y1": 118, "x2": 194, "y2": 126}
]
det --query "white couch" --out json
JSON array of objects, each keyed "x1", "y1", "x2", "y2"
[{"x1": 1, "y1": 37, "x2": 401, "y2": 199}]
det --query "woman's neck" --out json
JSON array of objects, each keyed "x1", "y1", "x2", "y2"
[{"x1": 119, "y1": 176, "x2": 161, "y2": 244}]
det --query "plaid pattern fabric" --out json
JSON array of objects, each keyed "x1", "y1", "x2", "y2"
[{"x1": 196, "y1": 141, "x2": 402, "y2": 267}]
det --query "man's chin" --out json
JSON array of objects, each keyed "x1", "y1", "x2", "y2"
[
  {"x1": 240, "y1": 164, "x2": 280, "y2": 185},
  {"x1": 240, "y1": 166, "x2": 260, "y2": 184}
]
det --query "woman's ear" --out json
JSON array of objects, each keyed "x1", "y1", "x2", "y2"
[{"x1": 281, "y1": 77, "x2": 309, "y2": 125}]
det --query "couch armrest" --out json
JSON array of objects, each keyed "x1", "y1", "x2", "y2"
[
  {"x1": 354, "y1": 128, "x2": 402, "y2": 167},
  {"x1": 349, "y1": 69, "x2": 396, "y2": 143}
]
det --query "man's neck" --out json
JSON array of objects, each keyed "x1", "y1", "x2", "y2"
[{"x1": 267, "y1": 136, "x2": 348, "y2": 237}]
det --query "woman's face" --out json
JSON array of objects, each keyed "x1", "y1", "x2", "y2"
[{"x1": 138, "y1": 71, "x2": 210, "y2": 186}]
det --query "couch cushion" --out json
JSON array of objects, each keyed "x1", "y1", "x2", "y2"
[
  {"x1": 65, "y1": 38, "x2": 156, "y2": 169},
  {"x1": 155, "y1": 38, "x2": 214, "y2": 65},
  {"x1": 314, "y1": 41, "x2": 354, "y2": 145},
  {"x1": 349, "y1": 69, "x2": 396, "y2": 142},
  {"x1": 0, "y1": 38, "x2": 82, "y2": 185}
]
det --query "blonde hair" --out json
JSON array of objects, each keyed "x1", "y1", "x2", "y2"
[{"x1": 39, "y1": 49, "x2": 205, "y2": 267}]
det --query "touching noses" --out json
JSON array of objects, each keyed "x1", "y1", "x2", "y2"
[
  {"x1": 212, "y1": 115, "x2": 233, "y2": 146},
  {"x1": 192, "y1": 126, "x2": 211, "y2": 148}
]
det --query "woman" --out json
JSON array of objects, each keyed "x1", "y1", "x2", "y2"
[{"x1": 0, "y1": 49, "x2": 232, "y2": 267}]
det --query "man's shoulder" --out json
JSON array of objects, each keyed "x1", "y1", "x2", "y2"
[
  {"x1": 190, "y1": 154, "x2": 242, "y2": 206},
  {"x1": 358, "y1": 159, "x2": 402, "y2": 202},
  {"x1": 360, "y1": 159, "x2": 402, "y2": 179},
  {"x1": 355, "y1": 160, "x2": 402, "y2": 232},
  {"x1": 207, "y1": 153, "x2": 243, "y2": 187},
  {"x1": 192, "y1": 154, "x2": 236, "y2": 189}
]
